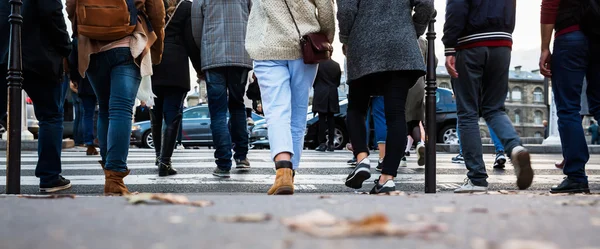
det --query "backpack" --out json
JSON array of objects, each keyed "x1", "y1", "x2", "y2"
[
  {"x1": 581, "y1": 0, "x2": 600, "y2": 42},
  {"x1": 75, "y1": 0, "x2": 138, "y2": 41}
]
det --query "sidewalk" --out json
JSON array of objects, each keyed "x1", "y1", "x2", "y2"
[{"x1": 1, "y1": 193, "x2": 599, "y2": 249}]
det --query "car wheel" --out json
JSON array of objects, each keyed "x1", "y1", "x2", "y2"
[
  {"x1": 142, "y1": 131, "x2": 155, "y2": 149},
  {"x1": 327, "y1": 125, "x2": 348, "y2": 150},
  {"x1": 439, "y1": 125, "x2": 459, "y2": 145}
]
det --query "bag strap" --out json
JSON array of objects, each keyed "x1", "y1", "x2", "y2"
[
  {"x1": 283, "y1": 0, "x2": 302, "y2": 40},
  {"x1": 165, "y1": 0, "x2": 184, "y2": 29}
]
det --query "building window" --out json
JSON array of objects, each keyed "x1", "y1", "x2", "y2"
[
  {"x1": 533, "y1": 88, "x2": 543, "y2": 103},
  {"x1": 439, "y1": 82, "x2": 451, "y2": 89},
  {"x1": 515, "y1": 113, "x2": 521, "y2": 124},
  {"x1": 534, "y1": 132, "x2": 542, "y2": 138},
  {"x1": 534, "y1": 111, "x2": 543, "y2": 125},
  {"x1": 512, "y1": 87, "x2": 522, "y2": 102}
]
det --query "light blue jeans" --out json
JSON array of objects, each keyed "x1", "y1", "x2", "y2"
[{"x1": 253, "y1": 59, "x2": 318, "y2": 169}]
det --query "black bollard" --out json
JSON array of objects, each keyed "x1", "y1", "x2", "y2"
[
  {"x1": 424, "y1": 16, "x2": 437, "y2": 193},
  {"x1": 5, "y1": 0, "x2": 24, "y2": 194}
]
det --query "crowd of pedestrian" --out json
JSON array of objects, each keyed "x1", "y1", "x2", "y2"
[{"x1": 0, "y1": 0, "x2": 598, "y2": 195}]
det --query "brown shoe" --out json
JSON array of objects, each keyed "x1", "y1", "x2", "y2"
[
  {"x1": 267, "y1": 161, "x2": 294, "y2": 195},
  {"x1": 86, "y1": 145, "x2": 99, "y2": 155},
  {"x1": 104, "y1": 169, "x2": 131, "y2": 195}
]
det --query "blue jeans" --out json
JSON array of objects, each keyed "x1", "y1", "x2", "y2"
[
  {"x1": 254, "y1": 59, "x2": 318, "y2": 169},
  {"x1": 454, "y1": 46, "x2": 522, "y2": 187},
  {"x1": 86, "y1": 48, "x2": 141, "y2": 172},
  {"x1": 552, "y1": 31, "x2": 600, "y2": 183},
  {"x1": 71, "y1": 92, "x2": 84, "y2": 145},
  {"x1": 487, "y1": 124, "x2": 504, "y2": 153},
  {"x1": 205, "y1": 67, "x2": 250, "y2": 170},
  {"x1": 80, "y1": 94, "x2": 97, "y2": 146},
  {"x1": 365, "y1": 96, "x2": 387, "y2": 147}
]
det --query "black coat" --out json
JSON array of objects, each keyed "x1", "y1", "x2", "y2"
[
  {"x1": 0, "y1": 0, "x2": 71, "y2": 82},
  {"x1": 312, "y1": 60, "x2": 341, "y2": 114},
  {"x1": 152, "y1": 0, "x2": 201, "y2": 91},
  {"x1": 68, "y1": 38, "x2": 95, "y2": 96}
]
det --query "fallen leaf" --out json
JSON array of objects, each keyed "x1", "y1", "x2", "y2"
[
  {"x1": 433, "y1": 206, "x2": 456, "y2": 213},
  {"x1": 377, "y1": 191, "x2": 406, "y2": 196},
  {"x1": 281, "y1": 209, "x2": 338, "y2": 228},
  {"x1": 470, "y1": 207, "x2": 488, "y2": 213},
  {"x1": 18, "y1": 194, "x2": 76, "y2": 199},
  {"x1": 125, "y1": 193, "x2": 213, "y2": 207},
  {"x1": 319, "y1": 195, "x2": 332, "y2": 199},
  {"x1": 591, "y1": 217, "x2": 600, "y2": 227},
  {"x1": 213, "y1": 213, "x2": 272, "y2": 223},
  {"x1": 498, "y1": 190, "x2": 518, "y2": 195}
]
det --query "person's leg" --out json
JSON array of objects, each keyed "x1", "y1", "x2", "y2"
[
  {"x1": 205, "y1": 68, "x2": 234, "y2": 172},
  {"x1": 72, "y1": 93, "x2": 83, "y2": 145},
  {"x1": 80, "y1": 94, "x2": 98, "y2": 155},
  {"x1": 254, "y1": 60, "x2": 295, "y2": 195},
  {"x1": 157, "y1": 87, "x2": 186, "y2": 176},
  {"x1": 453, "y1": 47, "x2": 488, "y2": 190},
  {"x1": 380, "y1": 72, "x2": 410, "y2": 181},
  {"x1": 24, "y1": 75, "x2": 69, "y2": 192},
  {"x1": 345, "y1": 78, "x2": 372, "y2": 189},
  {"x1": 550, "y1": 31, "x2": 590, "y2": 192},
  {"x1": 316, "y1": 111, "x2": 328, "y2": 151},
  {"x1": 587, "y1": 41, "x2": 600, "y2": 137},
  {"x1": 371, "y1": 96, "x2": 390, "y2": 169},
  {"x1": 227, "y1": 67, "x2": 250, "y2": 164},
  {"x1": 288, "y1": 59, "x2": 318, "y2": 168},
  {"x1": 326, "y1": 112, "x2": 335, "y2": 150},
  {"x1": 487, "y1": 123, "x2": 504, "y2": 153},
  {"x1": 150, "y1": 87, "x2": 164, "y2": 164},
  {"x1": 86, "y1": 54, "x2": 111, "y2": 167}
]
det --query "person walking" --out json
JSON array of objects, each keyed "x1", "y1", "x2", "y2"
[
  {"x1": 444, "y1": 0, "x2": 533, "y2": 193},
  {"x1": 69, "y1": 38, "x2": 99, "y2": 156},
  {"x1": 0, "y1": 0, "x2": 72, "y2": 193},
  {"x1": 588, "y1": 120, "x2": 599, "y2": 145},
  {"x1": 246, "y1": 0, "x2": 335, "y2": 195},
  {"x1": 151, "y1": 0, "x2": 201, "y2": 177},
  {"x1": 539, "y1": 0, "x2": 600, "y2": 194},
  {"x1": 340, "y1": 0, "x2": 435, "y2": 194},
  {"x1": 313, "y1": 59, "x2": 341, "y2": 152},
  {"x1": 192, "y1": 0, "x2": 253, "y2": 177},
  {"x1": 135, "y1": 101, "x2": 151, "y2": 123},
  {"x1": 70, "y1": 80, "x2": 84, "y2": 146},
  {"x1": 67, "y1": 0, "x2": 166, "y2": 195}
]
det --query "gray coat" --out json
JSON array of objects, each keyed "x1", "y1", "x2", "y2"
[
  {"x1": 191, "y1": 0, "x2": 253, "y2": 71},
  {"x1": 337, "y1": 0, "x2": 435, "y2": 81}
]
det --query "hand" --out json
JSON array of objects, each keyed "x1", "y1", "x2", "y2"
[
  {"x1": 69, "y1": 81, "x2": 78, "y2": 93},
  {"x1": 342, "y1": 44, "x2": 347, "y2": 56},
  {"x1": 539, "y1": 49, "x2": 552, "y2": 77},
  {"x1": 445, "y1": 56, "x2": 458, "y2": 78}
]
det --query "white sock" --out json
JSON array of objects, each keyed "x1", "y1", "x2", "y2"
[{"x1": 406, "y1": 136, "x2": 414, "y2": 152}]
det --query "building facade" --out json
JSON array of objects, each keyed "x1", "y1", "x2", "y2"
[{"x1": 436, "y1": 66, "x2": 547, "y2": 138}]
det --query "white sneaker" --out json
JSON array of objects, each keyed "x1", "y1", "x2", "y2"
[
  {"x1": 416, "y1": 142, "x2": 425, "y2": 166},
  {"x1": 511, "y1": 146, "x2": 534, "y2": 190},
  {"x1": 176, "y1": 144, "x2": 185, "y2": 150},
  {"x1": 399, "y1": 157, "x2": 408, "y2": 167},
  {"x1": 454, "y1": 178, "x2": 488, "y2": 193}
]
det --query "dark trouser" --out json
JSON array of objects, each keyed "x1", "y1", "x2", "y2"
[
  {"x1": 72, "y1": 92, "x2": 83, "y2": 145},
  {"x1": 454, "y1": 46, "x2": 522, "y2": 187},
  {"x1": 246, "y1": 107, "x2": 253, "y2": 118},
  {"x1": 552, "y1": 31, "x2": 600, "y2": 183},
  {"x1": 205, "y1": 67, "x2": 250, "y2": 170},
  {"x1": 80, "y1": 94, "x2": 97, "y2": 146},
  {"x1": 0, "y1": 70, "x2": 67, "y2": 184},
  {"x1": 151, "y1": 85, "x2": 187, "y2": 158},
  {"x1": 317, "y1": 112, "x2": 335, "y2": 146},
  {"x1": 347, "y1": 71, "x2": 413, "y2": 177}
]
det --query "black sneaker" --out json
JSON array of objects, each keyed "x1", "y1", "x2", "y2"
[
  {"x1": 347, "y1": 157, "x2": 357, "y2": 166},
  {"x1": 550, "y1": 177, "x2": 590, "y2": 194},
  {"x1": 315, "y1": 144, "x2": 327, "y2": 152},
  {"x1": 376, "y1": 159, "x2": 383, "y2": 172},
  {"x1": 212, "y1": 167, "x2": 231, "y2": 178},
  {"x1": 327, "y1": 144, "x2": 335, "y2": 152},
  {"x1": 452, "y1": 154, "x2": 464, "y2": 164},
  {"x1": 405, "y1": 151, "x2": 410, "y2": 157},
  {"x1": 39, "y1": 176, "x2": 72, "y2": 193},
  {"x1": 235, "y1": 159, "x2": 251, "y2": 169},
  {"x1": 493, "y1": 151, "x2": 507, "y2": 169},
  {"x1": 370, "y1": 177, "x2": 396, "y2": 194},
  {"x1": 345, "y1": 158, "x2": 371, "y2": 189}
]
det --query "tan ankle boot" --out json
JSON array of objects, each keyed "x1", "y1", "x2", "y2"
[
  {"x1": 104, "y1": 169, "x2": 131, "y2": 195},
  {"x1": 86, "y1": 145, "x2": 99, "y2": 155},
  {"x1": 267, "y1": 161, "x2": 294, "y2": 195}
]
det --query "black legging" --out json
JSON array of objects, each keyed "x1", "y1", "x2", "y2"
[
  {"x1": 347, "y1": 71, "x2": 413, "y2": 177},
  {"x1": 318, "y1": 112, "x2": 335, "y2": 146}
]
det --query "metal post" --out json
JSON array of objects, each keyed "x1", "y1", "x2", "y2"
[
  {"x1": 424, "y1": 16, "x2": 437, "y2": 193},
  {"x1": 6, "y1": 0, "x2": 24, "y2": 194}
]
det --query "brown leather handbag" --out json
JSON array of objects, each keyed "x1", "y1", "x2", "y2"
[{"x1": 283, "y1": 0, "x2": 333, "y2": 64}]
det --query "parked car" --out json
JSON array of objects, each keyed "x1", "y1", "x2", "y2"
[
  {"x1": 249, "y1": 88, "x2": 459, "y2": 150},
  {"x1": 130, "y1": 105, "x2": 264, "y2": 149}
]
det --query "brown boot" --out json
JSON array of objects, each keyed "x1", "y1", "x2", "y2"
[
  {"x1": 104, "y1": 169, "x2": 131, "y2": 195},
  {"x1": 267, "y1": 161, "x2": 294, "y2": 195},
  {"x1": 86, "y1": 145, "x2": 99, "y2": 155}
]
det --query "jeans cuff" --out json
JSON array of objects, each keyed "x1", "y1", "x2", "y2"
[{"x1": 469, "y1": 179, "x2": 488, "y2": 187}]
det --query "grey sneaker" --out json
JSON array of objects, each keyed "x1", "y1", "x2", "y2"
[
  {"x1": 370, "y1": 177, "x2": 396, "y2": 194},
  {"x1": 235, "y1": 159, "x2": 251, "y2": 169},
  {"x1": 345, "y1": 158, "x2": 371, "y2": 189},
  {"x1": 416, "y1": 142, "x2": 425, "y2": 166},
  {"x1": 511, "y1": 146, "x2": 534, "y2": 190},
  {"x1": 454, "y1": 178, "x2": 488, "y2": 193},
  {"x1": 212, "y1": 168, "x2": 231, "y2": 178}
]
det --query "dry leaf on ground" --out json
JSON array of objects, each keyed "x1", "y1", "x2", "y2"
[
  {"x1": 319, "y1": 195, "x2": 332, "y2": 199},
  {"x1": 126, "y1": 193, "x2": 214, "y2": 207},
  {"x1": 18, "y1": 194, "x2": 76, "y2": 199},
  {"x1": 213, "y1": 213, "x2": 272, "y2": 223},
  {"x1": 498, "y1": 190, "x2": 519, "y2": 195},
  {"x1": 433, "y1": 206, "x2": 456, "y2": 213},
  {"x1": 281, "y1": 210, "x2": 446, "y2": 239}
]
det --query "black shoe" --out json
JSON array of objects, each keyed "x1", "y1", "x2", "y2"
[
  {"x1": 405, "y1": 151, "x2": 410, "y2": 157},
  {"x1": 347, "y1": 157, "x2": 357, "y2": 165},
  {"x1": 375, "y1": 159, "x2": 383, "y2": 172},
  {"x1": 550, "y1": 177, "x2": 590, "y2": 194},
  {"x1": 39, "y1": 176, "x2": 72, "y2": 193},
  {"x1": 493, "y1": 151, "x2": 507, "y2": 169},
  {"x1": 158, "y1": 161, "x2": 178, "y2": 176},
  {"x1": 155, "y1": 157, "x2": 160, "y2": 167},
  {"x1": 327, "y1": 144, "x2": 335, "y2": 152},
  {"x1": 452, "y1": 154, "x2": 464, "y2": 164},
  {"x1": 157, "y1": 114, "x2": 181, "y2": 177},
  {"x1": 235, "y1": 158, "x2": 251, "y2": 169},
  {"x1": 370, "y1": 177, "x2": 396, "y2": 194},
  {"x1": 345, "y1": 159, "x2": 371, "y2": 189},
  {"x1": 315, "y1": 144, "x2": 327, "y2": 152}
]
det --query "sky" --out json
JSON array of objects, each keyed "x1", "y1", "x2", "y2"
[{"x1": 62, "y1": 0, "x2": 544, "y2": 94}]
